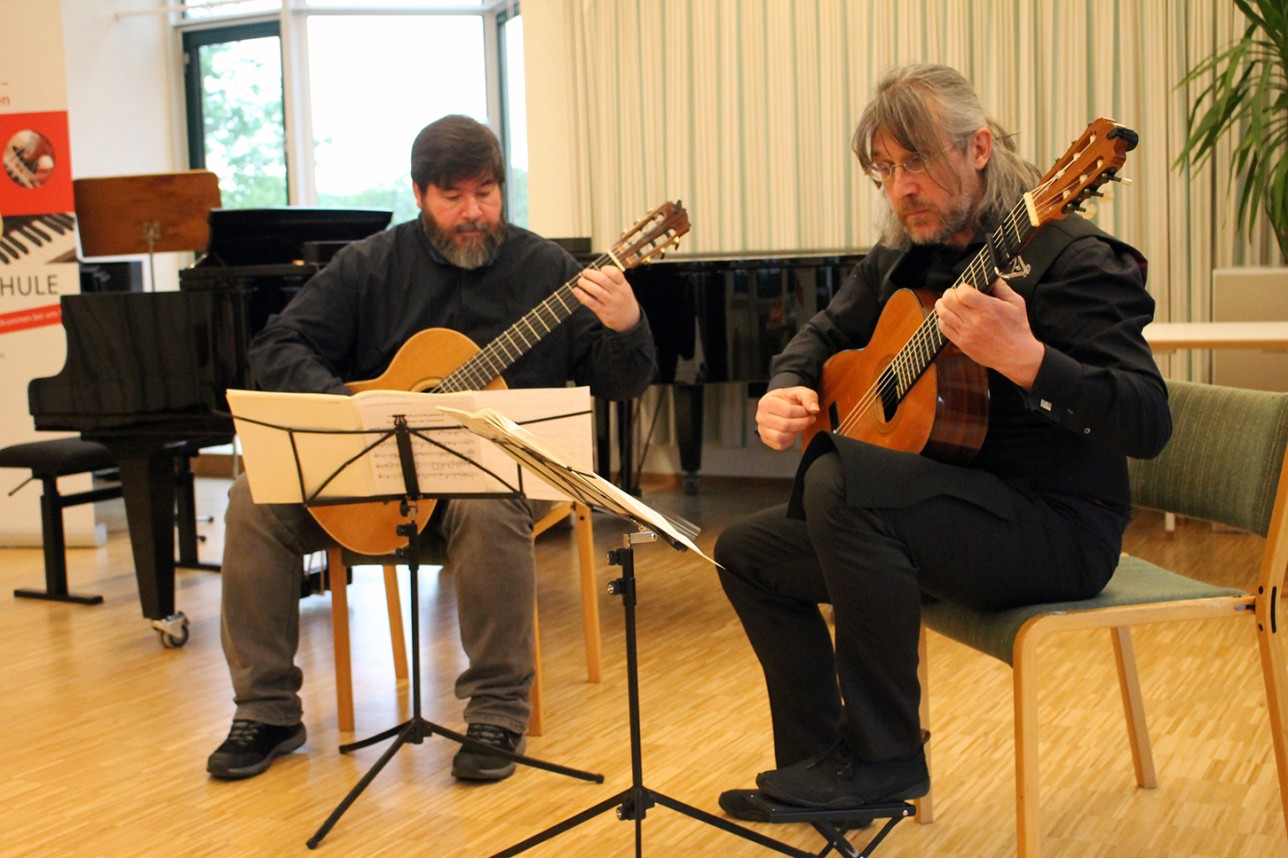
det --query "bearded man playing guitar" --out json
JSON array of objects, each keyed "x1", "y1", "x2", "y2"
[
  {"x1": 207, "y1": 115, "x2": 657, "y2": 783},
  {"x1": 715, "y1": 65, "x2": 1171, "y2": 818}
]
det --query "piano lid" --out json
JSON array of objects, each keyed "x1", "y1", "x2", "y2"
[{"x1": 197, "y1": 207, "x2": 393, "y2": 268}]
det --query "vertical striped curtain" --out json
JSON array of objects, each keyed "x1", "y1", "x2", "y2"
[
  {"x1": 531, "y1": 0, "x2": 1278, "y2": 323},
  {"x1": 524, "y1": 0, "x2": 1278, "y2": 466}
]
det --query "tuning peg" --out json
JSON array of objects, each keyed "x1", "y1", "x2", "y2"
[{"x1": 1080, "y1": 202, "x2": 1098, "y2": 218}]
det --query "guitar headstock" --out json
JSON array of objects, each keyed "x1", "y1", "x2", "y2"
[
  {"x1": 1027, "y1": 118, "x2": 1137, "y2": 227},
  {"x1": 609, "y1": 201, "x2": 691, "y2": 269}
]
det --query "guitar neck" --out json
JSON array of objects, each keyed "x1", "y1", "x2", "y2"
[
  {"x1": 890, "y1": 196, "x2": 1038, "y2": 398},
  {"x1": 437, "y1": 254, "x2": 616, "y2": 393}
]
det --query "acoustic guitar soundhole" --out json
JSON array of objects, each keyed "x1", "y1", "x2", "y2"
[{"x1": 877, "y1": 368, "x2": 899, "y2": 422}]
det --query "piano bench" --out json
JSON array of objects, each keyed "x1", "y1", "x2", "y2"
[{"x1": 0, "y1": 438, "x2": 123, "y2": 605}]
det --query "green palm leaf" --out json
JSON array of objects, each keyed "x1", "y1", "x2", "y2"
[{"x1": 1175, "y1": 0, "x2": 1288, "y2": 258}]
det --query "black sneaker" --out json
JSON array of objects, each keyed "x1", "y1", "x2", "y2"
[
  {"x1": 755, "y1": 742, "x2": 928, "y2": 809},
  {"x1": 451, "y1": 723, "x2": 526, "y2": 781},
  {"x1": 207, "y1": 719, "x2": 306, "y2": 780}
]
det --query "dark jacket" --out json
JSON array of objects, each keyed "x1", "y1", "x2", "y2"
[{"x1": 249, "y1": 220, "x2": 657, "y2": 402}]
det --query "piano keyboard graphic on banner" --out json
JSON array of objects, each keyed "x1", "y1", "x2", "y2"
[{"x1": 0, "y1": 213, "x2": 77, "y2": 265}]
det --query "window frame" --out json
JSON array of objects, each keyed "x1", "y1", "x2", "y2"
[{"x1": 177, "y1": 2, "x2": 522, "y2": 217}]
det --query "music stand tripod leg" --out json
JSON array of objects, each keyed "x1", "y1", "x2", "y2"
[
  {"x1": 306, "y1": 418, "x2": 602, "y2": 850},
  {"x1": 490, "y1": 531, "x2": 820, "y2": 858}
]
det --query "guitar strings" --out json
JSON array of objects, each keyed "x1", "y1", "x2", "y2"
[
  {"x1": 441, "y1": 260, "x2": 612, "y2": 393},
  {"x1": 444, "y1": 215, "x2": 681, "y2": 393},
  {"x1": 830, "y1": 201, "x2": 1034, "y2": 439}
]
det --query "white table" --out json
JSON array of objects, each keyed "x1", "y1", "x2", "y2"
[{"x1": 1143, "y1": 321, "x2": 1288, "y2": 351}]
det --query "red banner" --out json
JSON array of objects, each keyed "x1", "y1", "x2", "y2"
[{"x1": 0, "y1": 302, "x2": 61, "y2": 334}]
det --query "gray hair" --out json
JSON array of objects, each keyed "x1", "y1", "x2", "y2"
[{"x1": 851, "y1": 64, "x2": 1042, "y2": 248}]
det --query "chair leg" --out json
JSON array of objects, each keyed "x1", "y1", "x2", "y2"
[
  {"x1": 328, "y1": 548, "x2": 355, "y2": 733},
  {"x1": 1256, "y1": 619, "x2": 1288, "y2": 839},
  {"x1": 1111, "y1": 626, "x2": 1157, "y2": 788},
  {"x1": 16, "y1": 476, "x2": 112, "y2": 605},
  {"x1": 1014, "y1": 630, "x2": 1043, "y2": 858},
  {"x1": 382, "y1": 566, "x2": 408, "y2": 680},
  {"x1": 574, "y1": 502, "x2": 602, "y2": 683},
  {"x1": 529, "y1": 603, "x2": 545, "y2": 737},
  {"x1": 914, "y1": 624, "x2": 934, "y2": 824}
]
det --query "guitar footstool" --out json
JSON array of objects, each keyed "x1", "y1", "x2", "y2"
[
  {"x1": 720, "y1": 790, "x2": 914, "y2": 858},
  {"x1": 0, "y1": 438, "x2": 122, "y2": 604}
]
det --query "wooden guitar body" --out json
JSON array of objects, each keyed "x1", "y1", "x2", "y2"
[
  {"x1": 802, "y1": 288, "x2": 988, "y2": 463},
  {"x1": 309, "y1": 329, "x2": 508, "y2": 555}
]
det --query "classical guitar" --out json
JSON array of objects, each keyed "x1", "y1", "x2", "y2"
[
  {"x1": 802, "y1": 117, "x2": 1138, "y2": 462},
  {"x1": 312, "y1": 200, "x2": 691, "y2": 554}
]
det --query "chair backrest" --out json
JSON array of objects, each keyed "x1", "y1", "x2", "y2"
[{"x1": 1129, "y1": 380, "x2": 1288, "y2": 538}]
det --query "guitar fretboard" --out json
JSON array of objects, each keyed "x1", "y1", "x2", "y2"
[
  {"x1": 436, "y1": 254, "x2": 618, "y2": 393},
  {"x1": 886, "y1": 198, "x2": 1037, "y2": 400}
]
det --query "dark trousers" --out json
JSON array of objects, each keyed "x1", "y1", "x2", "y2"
[{"x1": 714, "y1": 450, "x2": 1117, "y2": 769}]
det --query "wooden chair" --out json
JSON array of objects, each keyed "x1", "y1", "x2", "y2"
[
  {"x1": 917, "y1": 379, "x2": 1288, "y2": 856},
  {"x1": 326, "y1": 500, "x2": 601, "y2": 737}
]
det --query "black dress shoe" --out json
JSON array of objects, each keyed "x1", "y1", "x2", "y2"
[
  {"x1": 718, "y1": 788, "x2": 775, "y2": 822},
  {"x1": 719, "y1": 788, "x2": 876, "y2": 829},
  {"x1": 755, "y1": 742, "x2": 928, "y2": 809}
]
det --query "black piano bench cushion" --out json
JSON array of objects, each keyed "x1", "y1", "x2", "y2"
[{"x1": 0, "y1": 439, "x2": 116, "y2": 478}]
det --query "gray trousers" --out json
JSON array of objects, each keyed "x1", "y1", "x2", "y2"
[{"x1": 219, "y1": 473, "x2": 540, "y2": 734}]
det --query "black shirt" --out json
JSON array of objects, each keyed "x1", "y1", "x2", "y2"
[
  {"x1": 249, "y1": 219, "x2": 657, "y2": 401},
  {"x1": 770, "y1": 216, "x2": 1171, "y2": 515}
]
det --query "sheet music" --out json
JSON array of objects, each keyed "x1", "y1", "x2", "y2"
[
  {"x1": 437, "y1": 404, "x2": 716, "y2": 566},
  {"x1": 228, "y1": 386, "x2": 593, "y2": 505}
]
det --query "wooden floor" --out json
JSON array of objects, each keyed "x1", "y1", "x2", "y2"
[{"x1": 2, "y1": 475, "x2": 1286, "y2": 857}]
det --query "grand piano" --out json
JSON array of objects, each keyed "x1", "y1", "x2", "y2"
[
  {"x1": 614, "y1": 249, "x2": 864, "y2": 494},
  {"x1": 28, "y1": 208, "x2": 391, "y2": 644}
]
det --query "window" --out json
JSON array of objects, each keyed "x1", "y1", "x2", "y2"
[
  {"x1": 305, "y1": 15, "x2": 488, "y2": 225},
  {"x1": 499, "y1": 8, "x2": 527, "y2": 225},
  {"x1": 179, "y1": 2, "x2": 525, "y2": 226},
  {"x1": 183, "y1": 22, "x2": 287, "y2": 208}
]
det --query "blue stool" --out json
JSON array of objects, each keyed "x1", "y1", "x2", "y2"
[{"x1": 0, "y1": 438, "x2": 122, "y2": 604}]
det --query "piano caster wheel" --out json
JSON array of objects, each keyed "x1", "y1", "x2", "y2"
[
  {"x1": 152, "y1": 612, "x2": 190, "y2": 648},
  {"x1": 682, "y1": 473, "x2": 700, "y2": 495}
]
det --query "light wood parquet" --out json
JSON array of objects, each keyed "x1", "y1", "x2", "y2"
[{"x1": 1, "y1": 474, "x2": 1285, "y2": 857}]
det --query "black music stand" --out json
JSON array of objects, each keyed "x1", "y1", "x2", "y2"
[
  {"x1": 439, "y1": 406, "x2": 914, "y2": 858},
  {"x1": 226, "y1": 404, "x2": 604, "y2": 849}
]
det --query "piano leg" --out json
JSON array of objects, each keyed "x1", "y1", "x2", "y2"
[
  {"x1": 596, "y1": 390, "x2": 705, "y2": 496},
  {"x1": 672, "y1": 384, "x2": 704, "y2": 495},
  {"x1": 106, "y1": 440, "x2": 190, "y2": 647},
  {"x1": 173, "y1": 445, "x2": 219, "y2": 572},
  {"x1": 594, "y1": 398, "x2": 643, "y2": 496}
]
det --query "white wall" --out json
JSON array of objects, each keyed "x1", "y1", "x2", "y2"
[{"x1": 62, "y1": 0, "x2": 189, "y2": 291}]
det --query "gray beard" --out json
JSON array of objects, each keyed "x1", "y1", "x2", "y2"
[
  {"x1": 422, "y1": 213, "x2": 504, "y2": 269},
  {"x1": 877, "y1": 192, "x2": 977, "y2": 249}
]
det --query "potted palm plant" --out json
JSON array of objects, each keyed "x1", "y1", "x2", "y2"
[{"x1": 1176, "y1": 0, "x2": 1287, "y2": 260}]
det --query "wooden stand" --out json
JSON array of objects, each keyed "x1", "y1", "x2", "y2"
[{"x1": 72, "y1": 170, "x2": 221, "y2": 288}]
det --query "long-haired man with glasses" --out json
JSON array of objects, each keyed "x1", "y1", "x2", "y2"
[{"x1": 715, "y1": 64, "x2": 1170, "y2": 817}]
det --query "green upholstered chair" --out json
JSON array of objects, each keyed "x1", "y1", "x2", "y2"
[{"x1": 917, "y1": 379, "x2": 1288, "y2": 856}]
